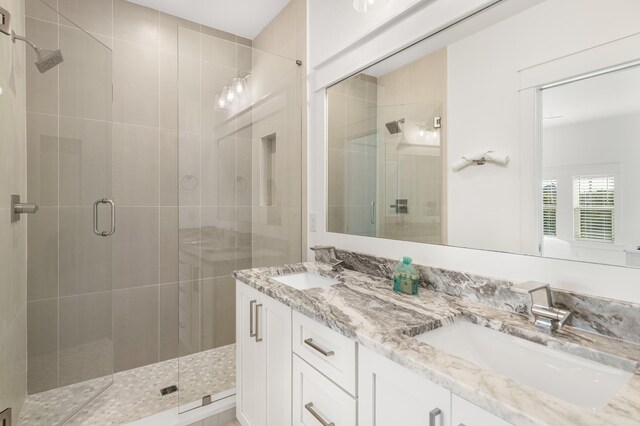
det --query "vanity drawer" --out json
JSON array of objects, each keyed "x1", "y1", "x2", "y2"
[
  {"x1": 293, "y1": 354, "x2": 357, "y2": 426},
  {"x1": 292, "y1": 310, "x2": 357, "y2": 396}
]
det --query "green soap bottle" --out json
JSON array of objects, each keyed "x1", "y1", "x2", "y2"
[{"x1": 393, "y1": 257, "x2": 419, "y2": 295}]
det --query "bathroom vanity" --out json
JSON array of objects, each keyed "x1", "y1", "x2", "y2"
[{"x1": 234, "y1": 261, "x2": 640, "y2": 426}]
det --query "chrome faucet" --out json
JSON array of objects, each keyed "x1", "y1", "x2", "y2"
[
  {"x1": 310, "y1": 246, "x2": 344, "y2": 272},
  {"x1": 514, "y1": 281, "x2": 571, "y2": 332}
]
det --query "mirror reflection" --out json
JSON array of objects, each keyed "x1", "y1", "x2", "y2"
[{"x1": 326, "y1": 0, "x2": 640, "y2": 268}]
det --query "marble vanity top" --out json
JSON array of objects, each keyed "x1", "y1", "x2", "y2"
[{"x1": 234, "y1": 262, "x2": 640, "y2": 426}]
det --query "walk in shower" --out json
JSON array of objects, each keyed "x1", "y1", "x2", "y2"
[{"x1": 15, "y1": 1, "x2": 303, "y2": 424}]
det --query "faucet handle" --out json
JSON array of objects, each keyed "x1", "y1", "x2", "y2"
[{"x1": 513, "y1": 281, "x2": 553, "y2": 309}]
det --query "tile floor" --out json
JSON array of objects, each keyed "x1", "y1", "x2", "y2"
[{"x1": 19, "y1": 344, "x2": 235, "y2": 425}]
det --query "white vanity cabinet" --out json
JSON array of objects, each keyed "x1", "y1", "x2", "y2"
[
  {"x1": 236, "y1": 281, "x2": 292, "y2": 426},
  {"x1": 359, "y1": 345, "x2": 451, "y2": 426}
]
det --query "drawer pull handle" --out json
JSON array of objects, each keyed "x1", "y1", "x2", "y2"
[
  {"x1": 304, "y1": 338, "x2": 334, "y2": 357},
  {"x1": 255, "y1": 303, "x2": 263, "y2": 342},
  {"x1": 249, "y1": 300, "x2": 257, "y2": 338},
  {"x1": 429, "y1": 408, "x2": 442, "y2": 426},
  {"x1": 305, "y1": 402, "x2": 335, "y2": 426}
]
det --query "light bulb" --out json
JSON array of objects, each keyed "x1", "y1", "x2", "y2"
[
  {"x1": 231, "y1": 77, "x2": 245, "y2": 94},
  {"x1": 419, "y1": 128, "x2": 426, "y2": 137},
  {"x1": 225, "y1": 86, "x2": 235, "y2": 103},
  {"x1": 215, "y1": 93, "x2": 227, "y2": 110}
]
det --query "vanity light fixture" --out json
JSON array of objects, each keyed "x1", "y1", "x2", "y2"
[
  {"x1": 353, "y1": 0, "x2": 389, "y2": 13},
  {"x1": 230, "y1": 76, "x2": 246, "y2": 94},
  {"x1": 215, "y1": 92, "x2": 228, "y2": 110}
]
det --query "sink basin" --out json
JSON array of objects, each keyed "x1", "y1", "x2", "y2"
[
  {"x1": 415, "y1": 321, "x2": 633, "y2": 411},
  {"x1": 271, "y1": 271, "x2": 339, "y2": 291}
]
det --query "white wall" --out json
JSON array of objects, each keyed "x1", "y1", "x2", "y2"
[{"x1": 308, "y1": 0, "x2": 640, "y2": 303}]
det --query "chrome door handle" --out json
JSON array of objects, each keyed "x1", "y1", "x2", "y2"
[
  {"x1": 249, "y1": 300, "x2": 257, "y2": 338},
  {"x1": 305, "y1": 402, "x2": 334, "y2": 426},
  {"x1": 93, "y1": 198, "x2": 116, "y2": 237},
  {"x1": 304, "y1": 338, "x2": 334, "y2": 357},
  {"x1": 255, "y1": 303, "x2": 263, "y2": 342},
  {"x1": 370, "y1": 201, "x2": 375, "y2": 224},
  {"x1": 429, "y1": 408, "x2": 442, "y2": 426}
]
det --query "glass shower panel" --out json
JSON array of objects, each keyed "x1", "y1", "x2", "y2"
[
  {"x1": 379, "y1": 101, "x2": 443, "y2": 244},
  {"x1": 25, "y1": 2, "x2": 113, "y2": 424},
  {"x1": 177, "y1": 27, "x2": 301, "y2": 412}
]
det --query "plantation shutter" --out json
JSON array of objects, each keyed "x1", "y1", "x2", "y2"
[
  {"x1": 542, "y1": 179, "x2": 557, "y2": 236},
  {"x1": 573, "y1": 176, "x2": 615, "y2": 242}
]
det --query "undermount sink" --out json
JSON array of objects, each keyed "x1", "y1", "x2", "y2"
[
  {"x1": 415, "y1": 321, "x2": 633, "y2": 411},
  {"x1": 271, "y1": 271, "x2": 339, "y2": 291}
]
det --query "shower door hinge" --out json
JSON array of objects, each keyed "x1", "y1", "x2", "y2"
[
  {"x1": 202, "y1": 395, "x2": 212, "y2": 406},
  {"x1": 0, "y1": 7, "x2": 11, "y2": 36},
  {"x1": 0, "y1": 407, "x2": 12, "y2": 426}
]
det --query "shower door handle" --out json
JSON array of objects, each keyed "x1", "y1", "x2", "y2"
[
  {"x1": 370, "y1": 201, "x2": 375, "y2": 224},
  {"x1": 93, "y1": 198, "x2": 116, "y2": 237}
]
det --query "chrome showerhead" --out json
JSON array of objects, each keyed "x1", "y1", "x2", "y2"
[
  {"x1": 10, "y1": 30, "x2": 64, "y2": 73},
  {"x1": 35, "y1": 48, "x2": 64, "y2": 73},
  {"x1": 385, "y1": 118, "x2": 405, "y2": 134}
]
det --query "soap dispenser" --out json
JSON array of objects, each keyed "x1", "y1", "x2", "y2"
[{"x1": 393, "y1": 257, "x2": 419, "y2": 295}]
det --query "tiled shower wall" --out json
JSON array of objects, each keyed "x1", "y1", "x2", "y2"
[
  {"x1": 0, "y1": 0, "x2": 28, "y2": 421},
  {"x1": 24, "y1": 0, "x2": 253, "y2": 393}
]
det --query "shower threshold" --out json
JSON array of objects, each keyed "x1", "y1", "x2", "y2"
[{"x1": 19, "y1": 344, "x2": 236, "y2": 426}]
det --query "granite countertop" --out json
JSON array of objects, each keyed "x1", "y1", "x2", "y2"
[{"x1": 234, "y1": 262, "x2": 640, "y2": 426}]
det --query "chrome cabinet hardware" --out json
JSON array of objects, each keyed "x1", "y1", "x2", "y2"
[
  {"x1": 304, "y1": 402, "x2": 334, "y2": 426},
  {"x1": 93, "y1": 198, "x2": 116, "y2": 237},
  {"x1": 10, "y1": 195, "x2": 38, "y2": 222},
  {"x1": 255, "y1": 303, "x2": 263, "y2": 342},
  {"x1": 304, "y1": 338, "x2": 334, "y2": 357},
  {"x1": 249, "y1": 300, "x2": 257, "y2": 338},
  {"x1": 429, "y1": 407, "x2": 442, "y2": 426}
]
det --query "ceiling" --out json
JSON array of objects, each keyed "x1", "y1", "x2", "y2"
[
  {"x1": 543, "y1": 65, "x2": 640, "y2": 127},
  {"x1": 126, "y1": 0, "x2": 290, "y2": 39}
]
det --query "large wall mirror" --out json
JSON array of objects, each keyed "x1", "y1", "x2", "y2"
[{"x1": 326, "y1": 0, "x2": 640, "y2": 268}]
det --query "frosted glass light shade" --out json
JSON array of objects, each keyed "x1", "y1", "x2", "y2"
[{"x1": 353, "y1": 0, "x2": 389, "y2": 13}]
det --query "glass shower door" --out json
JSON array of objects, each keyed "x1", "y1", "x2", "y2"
[
  {"x1": 176, "y1": 26, "x2": 302, "y2": 412},
  {"x1": 25, "y1": 2, "x2": 113, "y2": 424}
]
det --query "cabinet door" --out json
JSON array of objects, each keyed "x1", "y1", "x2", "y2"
[
  {"x1": 293, "y1": 355, "x2": 357, "y2": 426},
  {"x1": 263, "y1": 293, "x2": 292, "y2": 426},
  {"x1": 452, "y1": 395, "x2": 513, "y2": 426},
  {"x1": 236, "y1": 283, "x2": 266, "y2": 426},
  {"x1": 359, "y1": 346, "x2": 451, "y2": 426}
]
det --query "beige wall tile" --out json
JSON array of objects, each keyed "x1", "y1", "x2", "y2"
[
  {"x1": 159, "y1": 51, "x2": 178, "y2": 131},
  {"x1": 58, "y1": 292, "x2": 113, "y2": 386},
  {"x1": 25, "y1": 0, "x2": 58, "y2": 22},
  {"x1": 0, "y1": 307, "x2": 27, "y2": 420},
  {"x1": 177, "y1": 54, "x2": 200, "y2": 133},
  {"x1": 200, "y1": 134, "x2": 236, "y2": 207},
  {"x1": 160, "y1": 206, "x2": 178, "y2": 284},
  {"x1": 27, "y1": 299, "x2": 57, "y2": 393},
  {"x1": 58, "y1": 0, "x2": 113, "y2": 37},
  {"x1": 159, "y1": 13, "x2": 200, "y2": 54},
  {"x1": 59, "y1": 25, "x2": 112, "y2": 121},
  {"x1": 112, "y1": 123, "x2": 159, "y2": 207},
  {"x1": 58, "y1": 116, "x2": 112, "y2": 207},
  {"x1": 114, "y1": 207, "x2": 159, "y2": 289},
  {"x1": 178, "y1": 131, "x2": 201, "y2": 208},
  {"x1": 158, "y1": 282, "x2": 178, "y2": 361},
  {"x1": 178, "y1": 280, "x2": 200, "y2": 356},
  {"x1": 59, "y1": 206, "x2": 112, "y2": 296},
  {"x1": 200, "y1": 207, "x2": 235, "y2": 279},
  {"x1": 113, "y1": 0, "x2": 158, "y2": 47},
  {"x1": 160, "y1": 130, "x2": 178, "y2": 206},
  {"x1": 27, "y1": 112, "x2": 58, "y2": 207},
  {"x1": 113, "y1": 39, "x2": 159, "y2": 126},
  {"x1": 27, "y1": 207, "x2": 58, "y2": 301},
  {"x1": 113, "y1": 286, "x2": 158, "y2": 372}
]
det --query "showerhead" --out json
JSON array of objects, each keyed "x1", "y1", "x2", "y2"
[
  {"x1": 35, "y1": 48, "x2": 64, "y2": 73},
  {"x1": 385, "y1": 118, "x2": 405, "y2": 134},
  {"x1": 10, "y1": 30, "x2": 64, "y2": 73}
]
